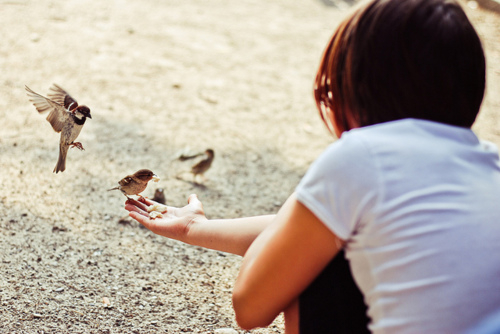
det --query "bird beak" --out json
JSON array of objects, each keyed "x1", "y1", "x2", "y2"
[
  {"x1": 152, "y1": 174, "x2": 160, "y2": 182},
  {"x1": 88, "y1": 114, "x2": 92, "y2": 119}
]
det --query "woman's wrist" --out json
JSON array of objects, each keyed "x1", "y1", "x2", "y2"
[{"x1": 182, "y1": 214, "x2": 209, "y2": 246}]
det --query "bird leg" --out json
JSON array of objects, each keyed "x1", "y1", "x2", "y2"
[{"x1": 70, "y1": 142, "x2": 85, "y2": 150}]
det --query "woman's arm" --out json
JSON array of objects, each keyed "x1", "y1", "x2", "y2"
[
  {"x1": 232, "y1": 193, "x2": 345, "y2": 330},
  {"x1": 125, "y1": 194, "x2": 275, "y2": 256}
]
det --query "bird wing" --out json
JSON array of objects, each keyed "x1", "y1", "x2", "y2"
[
  {"x1": 25, "y1": 85, "x2": 69, "y2": 133},
  {"x1": 118, "y1": 177, "x2": 133, "y2": 187},
  {"x1": 191, "y1": 159, "x2": 209, "y2": 174},
  {"x1": 47, "y1": 84, "x2": 79, "y2": 110}
]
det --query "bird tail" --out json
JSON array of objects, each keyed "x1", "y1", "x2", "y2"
[
  {"x1": 53, "y1": 145, "x2": 68, "y2": 173},
  {"x1": 178, "y1": 153, "x2": 203, "y2": 161}
]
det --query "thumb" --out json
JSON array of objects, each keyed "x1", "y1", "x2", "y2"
[
  {"x1": 187, "y1": 194, "x2": 204, "y2": 213},
  {"x1": 187, "y1": 194, "x2": 200, "y2": 205}
]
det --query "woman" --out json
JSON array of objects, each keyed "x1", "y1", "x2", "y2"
[{"x1": 126, "y1": 0, "x2": 500, "y2": 332}]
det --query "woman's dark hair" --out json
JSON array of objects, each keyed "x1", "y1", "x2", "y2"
[{"x1": 314, "y1": 0, "x2": 486, "y2": 134}]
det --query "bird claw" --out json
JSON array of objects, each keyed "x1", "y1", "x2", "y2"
[{"x1": 70, "y1": 142, "x2": 85, "y2": 150}]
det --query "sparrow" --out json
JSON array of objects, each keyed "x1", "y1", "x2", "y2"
[
  {"x1": 25, "y1": 84, "x2": 92, "y2": 173},
  {"x1": 152, "y1": 188, "x2": 166, "y2": 204},
  {"x1": 108, "y1": 169, "x2": 160, "y2": 198},
  {"x1": 190, "y1": 149, "x2": 214, "y2": 183}
]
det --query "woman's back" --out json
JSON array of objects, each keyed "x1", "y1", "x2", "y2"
[{"x1": 297, "y1": 118, "x2": 500, "y2": 333}]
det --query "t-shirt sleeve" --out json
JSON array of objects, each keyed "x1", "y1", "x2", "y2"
[{"x1": 295, "y1": 132, "x2": 380, "y2": 241}]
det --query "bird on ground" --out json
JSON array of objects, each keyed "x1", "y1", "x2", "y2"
[
  {"x1": 190, "y1": 149, "x2": 214, "y2": 183},
  {"x1": 152, "y1": 188, "x2": 166, "y2": 204},
  {"x1": 175, "y1": 148, "x2": 215, "y2": 184},
  {"x1": 108, "y1": 169, "x2": 160, "y2": 199},
  {"x1": 25, "y1": 84, "x2": 92, "y2": 173}
]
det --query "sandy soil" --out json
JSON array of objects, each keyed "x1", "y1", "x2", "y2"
[{"x1": 0, "y1": 0, "x2": 499, "y2": 333}]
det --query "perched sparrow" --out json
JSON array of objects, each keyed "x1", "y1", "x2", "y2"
[
  {"x1": 152, "y1": 188, "x2": 166, "y2": 204},
  {"x1": 108, "y1": 169, "x2": 160, "y2": 198},
  {"x1": 25, "y1": 84, "x2": 92, "y2": 173},
  {"x1": 191, "y1": 149, "x2": 214, "y2": 183}
]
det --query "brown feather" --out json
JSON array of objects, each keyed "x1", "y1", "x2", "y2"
[
  {"x1": 25, "y1": 85, "x2": 68, "y2": 133},
  {"x1": 48, "y1": 84, "x2": 79, "y2": 110},
  {"x1": 109, "y1": 170, "x2": 158, "y2": 197}
]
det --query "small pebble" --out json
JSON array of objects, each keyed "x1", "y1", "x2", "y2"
[
  {"x1": 93, "y1": 250, "x2": 103, "y2": 256},
  {"x1": 30, "y1": 33, "x2": 41, "y2": 42},
  {"x1": 54, "y1": 287, "x2": 64, "y2": 293},
  {"x1": 33, "y1": 313, "x2": 42, "y2": 318}
]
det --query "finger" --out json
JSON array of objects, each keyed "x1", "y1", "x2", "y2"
[
  {"x1": 187, "y1": 194, "x2": 200, "y2": 205},
  {"x1": 138, "y1": 198, "x2": 173, "y2": 213},
  {"x1": 129, "y1": 211, "x2": 153, "y2": 227},
  {"x1": 187, "y1": 193, "x2": 203, "y2": 211},
  {"x1": 126, "y1": 198, "x2": 141, "y2": 207},
  {"x1": 126, "y1": 198, "x2": 149, "y2": 212},
  {"x1": 125, "y1": 203, "x2": 149, "y2": 217},
  {"x1": 138, "y1": 197, "x2": 156, "y2": 206}
]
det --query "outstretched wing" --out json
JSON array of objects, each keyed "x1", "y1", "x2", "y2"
[
  {"x1": 25, "y1": 85, "x2": 69, "y2": 133},
  {"x1": 47, "y1": 84, "x2": 79, "y2": 111}
]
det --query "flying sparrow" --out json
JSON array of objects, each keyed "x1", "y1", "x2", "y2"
[
  {"x1": 190, "y1": 149, "x2": 214, "y2": 183},
  {"x1": 25, "y1": 84, "x2": 92, "y2": 173},
  {"x1": 108, "y1": 169, "x2": 160, "y2": 198}
]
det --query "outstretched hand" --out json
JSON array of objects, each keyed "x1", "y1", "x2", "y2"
[{"x1": 125, "y1": 194, "x2": 207, "y2": 242}]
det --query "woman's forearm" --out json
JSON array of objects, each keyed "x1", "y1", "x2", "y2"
[
  {"x1": 185, "y1": 215, "x2": 276, "y2": 256},
  {"x1": 125, "y1": 196, "x2": 276, "y2": 257}
]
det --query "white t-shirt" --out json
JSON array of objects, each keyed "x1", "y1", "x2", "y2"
[{"x1": 296, "y1": 118, "x2": 500, "y2": 334}]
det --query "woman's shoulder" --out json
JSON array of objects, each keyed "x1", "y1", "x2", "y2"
[
  {"x1": 338, "y1": 118, "x2": 481, "y2": 156},
  {"x1": 303, "y1": 118, "x2": 489, "y2": 191}
]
